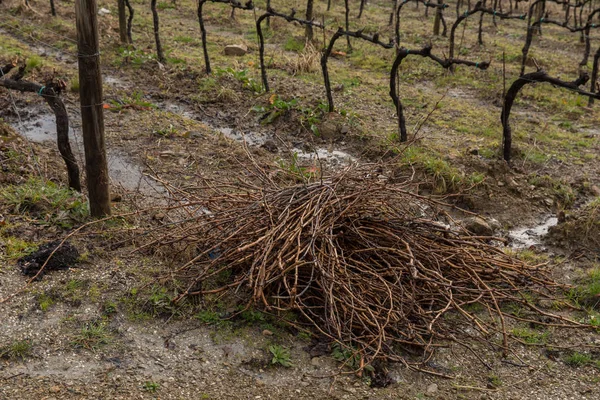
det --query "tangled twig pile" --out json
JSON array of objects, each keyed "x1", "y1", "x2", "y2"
[{"x1": 143, "y1": 160, "x2": 583, "y2": 376}]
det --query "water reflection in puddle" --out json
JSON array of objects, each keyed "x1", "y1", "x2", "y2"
[{"x1": 13, "y1": 112, "x2": 163, "y2": 194}]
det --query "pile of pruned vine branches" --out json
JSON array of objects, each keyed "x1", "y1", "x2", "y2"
[{"x1": 141, "y1": 157, "x2": 586, "y2": 376}]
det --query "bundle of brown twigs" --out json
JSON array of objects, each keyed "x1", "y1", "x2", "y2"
[{"x1": 142, "y1": 160, "x2": 582, "y2": 376}]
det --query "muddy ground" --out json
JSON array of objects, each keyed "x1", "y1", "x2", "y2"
[{"x1": 1, "y1": 0, "x2": 600, "y2": 398}]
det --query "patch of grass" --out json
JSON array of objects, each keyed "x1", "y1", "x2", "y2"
[
  {"x1": 174, "y1": 35, "x2": 194, "y2": 44},
  {"x1": 510, "y1": 327, "x2": 548, "y2": 344},
  {"x1": 3, "y1": 237, "x2": 37, "y2": 260},
  {"x1": 147, "y1": 285, "x2": 180, "y2": 317},
  {"x1": 58, "y1": 279, "x2": 89, "y2": 305},
  {"x1": 467, "y1": 172, "x2": 486, "y2": 186},
  {"x1": 116, "y1": 47, "x2": 156, "y2": 66},
  {"x1": 568, "y1": 267, "x2": 600, "y2": 306},
  {"x1": 37, "y1": 292, "x2": 55, "y2": 312},
  {"x1": 552, "y1": 181, "x2": 575, "y2": 208},
  {"x1": 0, "y1": 178, "x2": 88, "y2": 227},
  {"x1": 71, "y1": 320, "x2": 112, "y2": 351},
  {"x1": 517, "y1": 249, "x2": 548, "y2": 264},
  {"x1": 487, "y1": 374, "x2": 502, "y2": 388},
  {"x1": 0, "y1": 340, "x2": 32, "y2": 360},
  {"x1": 399, "y1": 146, "x2": 465, "y2": 193},
  {"x1": 215, "y1": 67, "x2": 262, "y2": 93},
  {"x1": 108, "y1": 91, "x2": 156, "y2": 112},
  {"x1": 253, "y1": 95, "x2": 299, "y2": 124},
  {"x1": 157, "y1": 1, "x2": 175, "y2": 10},
  {"x1": 154, "y1": 124, "x2": 180, "y2": 138},
  {"x1": 332, "y1": 343, "x2": 363, "y2": 371},
  {"x1": 196, "y1": 309, "x2": 223, "y2": 325},
  {"x1": 283, "y1": 36, "x2": 304, "y2": 52},
  {"x1": 122, "y1": 285, "x2": 183, "y2": 321},
  {"x1": 25, "y1": 55, "x2": 42, "y2": 71},
  {"x1": 239, "y1": 308, "x2": 266, "y2": 324},
  {"x1": 101, "y1": 301, "x2": 118, "y2": 316},
  {"x1": 269, "y1": 344, "x2": 292, "y2": 367},
  {"x1": 564, "y1": 352, "x2": 592, "y2": 367},
  {"x1": 70, "y1": 76, "x2": 80, "y2": 92}
]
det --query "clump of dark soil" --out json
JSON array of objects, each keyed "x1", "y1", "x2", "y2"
[{"x1": 18, "y1": 240, "x2": 80, "y2": 277}]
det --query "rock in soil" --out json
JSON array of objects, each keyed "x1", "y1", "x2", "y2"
[
  {"x1": 224, "y1": 44, "x2": 248, "y2": 56},
  {"x1": 464, "y1": 216, "x2": 494, "y2": 236},
  {"x1": 17, "y1": 240, "x2": 80, "y2": 278}
]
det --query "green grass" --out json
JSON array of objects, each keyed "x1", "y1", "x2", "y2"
[
  {"x1": 487, "y1": 374, "x2": 502, "y2": 388},
  {"x1": 25, "y1": 55, "x2": 42, "y2": 71},
  {"x1": 108, "y1": 91, "x2": 156, "y2": 111},
  {"x1": 510, "y1": 327, "x2": 549, "y2": 344},
  {"x1": 174, "y1": 35, "x2": 194, "y2": 44},
  {"x1": 71, "y1": 320, "x2": 112, "y2": 351},
  {"x1": 564, "y1": 352, "x2": 593, "y2": 367},
  {"x1": 2, "y1": 237, "x2": 37, "y2": 260},
  {"x1": 0, "y1": 340, "x2": 32, "y2": 360},
  {"x1": 400, "y1": 146, "x2": 464, "y2": 194},
  {"x1": 142, "y1": 381, "x2": 160, "y2": 392},
  {"x1": 569, "y1": 267, "x2": 600, "y2": 306},
  {"x1": 157, "y1": 1, "x2": 176, "y2": 10},
  {"x1": 0, "y1": 178, "x2": 88, "y2": 227},
  {"x1": 283, "y1": 36, "x2": 304, "y2": 52},
  {"x1": 37, "y1": 292, "x2": 55, "y2": 312},
  {"x1": 196, "y1": 310, "x2": 223, "y2": 325},
  {"x1": 70, "y1": 76, "x2": 80, "y2": 92}
]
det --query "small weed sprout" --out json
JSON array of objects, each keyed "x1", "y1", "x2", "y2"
[
  {"x1": 269, "y1": 345, "x2": 292, "y2": 367},
  {"x1": 143, "y1": 381, "x2": 160, "y2": 392},
  {"x1": 487, "y1": 374, "x2": 502, "y2": 388},
  {"x1": 37, "y1": 292, "x2": 55, "y2": 312},
  {"x1": 71, "y1": 321, "x2": 111, "y2": 351},
  {"x1": 331, "y1": 343, "x2": 374, "y2": 372}
]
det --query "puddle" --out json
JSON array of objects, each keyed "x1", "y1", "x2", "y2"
[
  {"x1": 15, "y1": 113, "x2": 70, "y2": 143},
  {"x1": 103, "y1": 75, "x2": 128, "y2": 88},
  {"x1": 107, "y1": 152, "x2": 164, "y2": 194},
  {"x1": 508, "y1": 216, "x2": 558, "y2": 248},
  {"x1": 11, "y1": 111, "x2": 163, "y2": 194},
  {"x1": 293, "y1": 148, "x2": 356, "y2": 167},
  {"x1": 216, "y1": 127, "x2": 269, "y2": 146}
]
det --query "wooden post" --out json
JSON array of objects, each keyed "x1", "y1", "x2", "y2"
[
  {"x1": 433, "y1": 0, "x2": 443, "y2": 35},
  {"x1": 75, "y1": 0, "x2": 111, "y2": 217},
  {"x1": 305, "y1": 0, "x2": 314, "y2": 42},
  {"x1": 118, "y1": 0, "x2": 128, "y2": 44}
]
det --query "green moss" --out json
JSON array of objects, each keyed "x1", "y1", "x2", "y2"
[{"x1": 510, "y1": 327, "x2": 549, "y2": 344}]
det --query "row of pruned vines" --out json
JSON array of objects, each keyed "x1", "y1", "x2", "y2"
[{"x1": 5, "y1": 0, "x2": 600, "y2": 161}]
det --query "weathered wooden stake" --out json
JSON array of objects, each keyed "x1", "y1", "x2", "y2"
[
  {"x1": 75, "y1": 0, "x2": 111, "y2": 217},
  {"x1": 118, "y1": 0, "x2": 128, "y2": 44}
]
